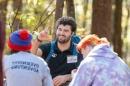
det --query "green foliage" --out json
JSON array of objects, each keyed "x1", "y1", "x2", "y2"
[{"x1": 20, "y1": 14, "x2": 36, "y2": 30}]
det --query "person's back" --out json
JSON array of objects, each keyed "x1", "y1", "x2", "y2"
[
  {"x1": 3, "y1": 51, "x2": 53, "y2": 86},
  {"x1": 69, "y1": 35, "x2": 130, "y2": 86},
  {"x1": 3, "y1": 29, "x2": 53, "y2": 86},
  {"x1": 86, "y1": 44, "x2": 130, "y2": 86}
]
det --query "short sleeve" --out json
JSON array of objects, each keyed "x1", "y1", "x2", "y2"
[{"x1": 39, "y1": 43, "x2": 51, "y2": 59}]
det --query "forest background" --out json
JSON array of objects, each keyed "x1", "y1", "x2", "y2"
[
  {"x1": 0, "y1": 0, "x2": 130, "y2": 66},
  {"x1": 0, "y1": 0, "x2": 130, "y2": 85}
]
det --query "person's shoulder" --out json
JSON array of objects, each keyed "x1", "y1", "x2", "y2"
[
  {"x1": 83, "y1": 55, "x2": 108, "y2": 70},
  {"x1": 3, "y1": 54, "x2": 17, "y2": 65},
  {"x1": 3, "y1": 55, "x2": 10, "y2": 62},
  {"x1": 30, "y1": 53, "x2": 47, "y2": 65},
  {"x1": 78, "y1": 57, "x2": 101, "y2": 73},
  {"x1": 3, "y1": 53, "x2": 17, "y2": 59},
  {"x1": 72, "y1": 35, "x2": 81, "y2": 44},
  {"x1": 36, "y1": 57, "x2": 48, "y2": 68}
]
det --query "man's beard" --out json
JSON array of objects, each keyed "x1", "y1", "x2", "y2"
[{"x1": 57, "y1": 35, "x2": 71, "y2": 44}]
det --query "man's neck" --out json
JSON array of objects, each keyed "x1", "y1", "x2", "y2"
[{"x1": 57, "y1": 40, "x2": 71, "y2": 52}]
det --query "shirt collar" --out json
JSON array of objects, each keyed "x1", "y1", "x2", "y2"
[{"x1": 54, "y1": 40, "x2": 75, "y2": 54}]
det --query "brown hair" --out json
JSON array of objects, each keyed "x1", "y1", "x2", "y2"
[{"x1": 55, "y1": 16, "x2": 77, "y2": 32}]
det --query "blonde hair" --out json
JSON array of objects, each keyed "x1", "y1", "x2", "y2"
[{"x1": 77, "y1": 34, "x2": 109, "y2": 53}]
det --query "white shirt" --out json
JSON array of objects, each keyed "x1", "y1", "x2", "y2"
[{"x1": 3, "y1": 51, "x2": 53, "y2": 86}]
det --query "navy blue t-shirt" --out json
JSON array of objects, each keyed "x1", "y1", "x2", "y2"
[{"x1": 39, "y1": 41, "x2": 83, "y2": 78}]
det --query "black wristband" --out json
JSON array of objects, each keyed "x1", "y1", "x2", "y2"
[{"x1": 37, "y1": 36, "x2": 42, "y2": 42}]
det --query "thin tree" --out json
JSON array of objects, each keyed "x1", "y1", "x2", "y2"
[
  {"x1": 55, "y1": 0, "x2": 64, "y2": 23},
  {"x1": 123, "y1": 0, "x2": 130, "y2": 60},
  {"x1": 82, "y1": 0, "x2": 88, "y2": 29},
  {"x1": 66, "y1": 0, "x2": 76, "y2": 33},
  {"x1": 66, "y1": 0, "x2": 75, "y2": 19},
  {"x1": 0, "y1": 0, "x2": 8, "y2": 32},
  {"x1": 12, "y1": 0, "x2": 22, "y2": 31},
  {"x1": 91, "y1": 0, "x2": 112, "y2": 41},
  {"x1": 53, "y1": 0, "x2": 64, "y2": 38},
  {"x1": 0, "y1": 21, "x2": 5, "y2": 86},
  {"x1": 113, "y1": 0, "x2": 123, "y2": 57},
  {"x1": 0, "y1": 1, "x2": 7, "y2": 85}
]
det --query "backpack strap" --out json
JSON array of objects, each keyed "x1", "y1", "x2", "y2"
[
  {"x1": 71, "y1": 35, "x2": 81, "y2": 44},
  {"x1": 45, "y1": 41, "x2": 56, "y2": 63},
  {"x1": 72, "y1": 43, "x2": 78, "y2": 56}
]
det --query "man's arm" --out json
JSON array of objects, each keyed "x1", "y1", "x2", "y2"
[
  {"x1": 31, "y1": 30, "x2": 49, "y2": 57},
  {"x1": 31, "y1": 38, "x2": 43, "y2": 57}
]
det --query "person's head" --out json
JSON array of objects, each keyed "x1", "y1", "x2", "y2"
[
  {"x1": 77, "y1": 34, "x2": 109, "y2": 58},
  {"x1": 8, "y1": 29, "x2": 32, "y2": 52},
  {"x1": 55, "y1": 16, "x2": 77, "y2": 44}
]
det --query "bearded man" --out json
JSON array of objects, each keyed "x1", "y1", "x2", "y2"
[{"x1": 31, "y1": 16, "x2": 83, "y2": 86}]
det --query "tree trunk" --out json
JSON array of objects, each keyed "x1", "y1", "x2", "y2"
[
  {"x1": 113, "y1": 0, "x2": 123, "y2": 57},
  {"x1": 91, "y1": 0, "x2": 112, "y2": 42},
  {"x1": 82, "y1": 0, "x2": 88, "y2": 28},
  {"x1": 53, "y1": 0, "x2": 64, "y2": 39},
  {"x1": 66, "y1": 0, "x2": 76, "y2": 33},
  {"x1": 0, "y1": 21, "x2": 5, "y2": 86},
  {"x1": 123, "y1": 0, "x2": 130, "y2": 38},
  {"x1": 55, "y1": 0, "x2": 64, "y2": 23},
  {"x1": 0, "y1": 0, "x2": 7, "y2": 32},
  {"x1": 123, "y1": 1, "x2": 130, "y2": 60},
  {"x1": 12, "y1": 0, "x2": 22, "y2": 31},
  {"x1": 66, "y1": 0, "x2": 75, "y2": 19},
  {"x1": 0, "y1": 1, "x2": 7, "y2": 85}
]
